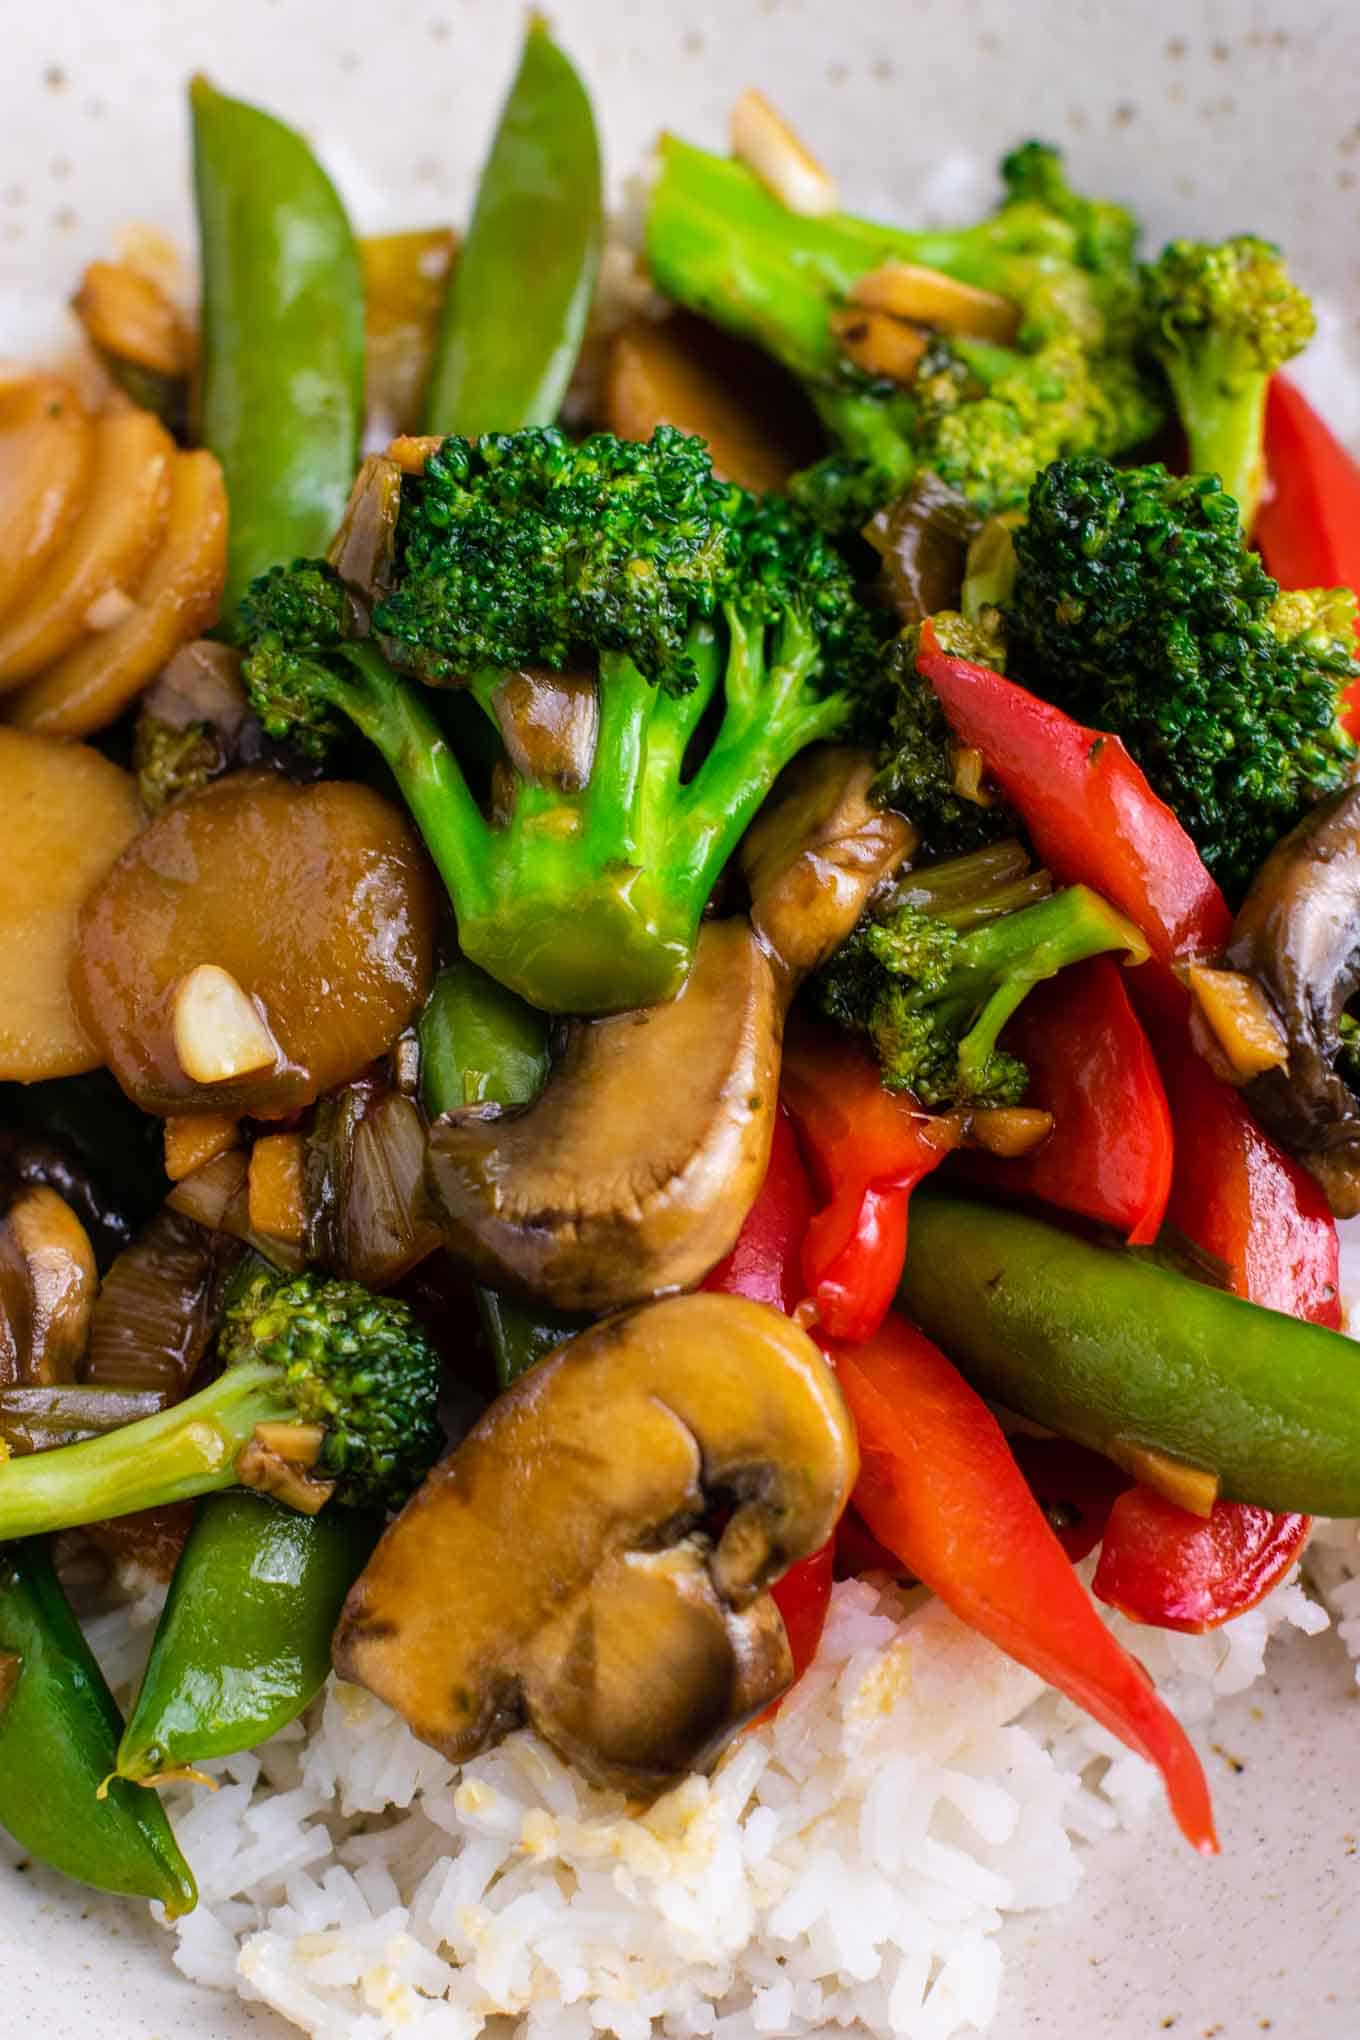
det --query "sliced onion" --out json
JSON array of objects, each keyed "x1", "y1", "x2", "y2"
[
  {"x1": 865, "y1": 473, "x2": 981, "y2": 626},
  {"x1": 0, "y1": 1381, "x2": 162, "y2": 1455},
  {"x1": 166, "y1": 1146, "x2": 248, "y2": 1230},
  {"x1": 85, "y1": 1203, "x2": 241, "y2": 1398},
  {"x1": 304, "y1": 1083, "x2": 372, "y2": 1267},
  {"x1": 342, "y1": 1092, "x2": 441, "y2": 1290}
]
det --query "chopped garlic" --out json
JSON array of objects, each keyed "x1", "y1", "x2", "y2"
[
  {"x1": 730, "y1": 89, "x2": 838, "y2": 217},
  {"x1": 171, "y1": 964, "x2": 278, "y2": 1085}
]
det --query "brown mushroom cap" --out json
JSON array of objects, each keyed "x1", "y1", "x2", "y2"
[
  {"x1": 333, "y1": 1291, "x2": 858, "y2": 1797},
  {"x1": 1226, "y1": 784, "x2": 1360, "y2": 1211},
  {"x1": 425, "y1": 920, "x2": 781, "y2": 1312},
  {"x1": 741, "y1": 746, "x2": 917, "y2": 990}
]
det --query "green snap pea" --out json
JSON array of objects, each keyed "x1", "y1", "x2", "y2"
[
  {"x1": 0, "y1": 1542, "x2": 196, "y2": 1913},
  {"x1": 116, "y1": 1493, "x2": 379, "y2": 1784},
  {"x1": 191, "y1": 76, "x2": 366, "y2": 629},
  {"x1": 419, "y1": 958, "x2": 551, "y2": 1115},
  {"x1": 898, "y1": 1192, "x2": 1360, "y2": 1517},
  {"x1": 419, "y1": 960, "x2": 585, "y2": 1384},
  {"x1": 421, "y1": 19, "x2": 603, "y2": 436}
]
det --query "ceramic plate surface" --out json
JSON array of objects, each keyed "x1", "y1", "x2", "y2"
[{"x1": 3, "y1": 2, "x2": 1360, "y2": 2034}]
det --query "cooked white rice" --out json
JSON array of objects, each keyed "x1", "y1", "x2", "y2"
[{"x1": 70, "y1": 1527, "x2": 1354, "y2": 2040}]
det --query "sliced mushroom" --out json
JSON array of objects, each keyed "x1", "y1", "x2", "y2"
[
  {"x1": 333, "y1": 1291, "x2": 857, "y2": 1795},
  {"x1": 1224, "y1": 785, "x2": 1360, "y2": 1213},
  {"x1": 425, "y1": 919, "x2": 781, "y2": 1311},
  {"x1": 741, "y1": 746, "x2": 918, "y2": 989},
  {"x1": 490, "y1": 668, "x2": 599, "y2": 792},
  {"x1": 0, "y1": 1184, "x2": 97, "y2": 1388}
]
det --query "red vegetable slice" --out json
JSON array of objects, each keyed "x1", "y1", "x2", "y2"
[
  {"x1": 1094, "y1": 1492, "x2": 1310, "y2": 1633},
  {"x1": 1008, "y1": 1436, "x2": 1131, "y2": 1565},
  {"x1": 918, "y1": 624, "x2": 1232, "y2": 965},
  {"x1": 960, "y1": 956, "x2": 1173, "y2": 1245},
  {"x1": 781, "y1": 1028, "x2": 960, "y2": 1343},
  {"x1": 1257, "y1": 377, "x2": 1360, "y2": 733},
  {"x1": 1130, "y1": 968, "x2": 1341, "y2": 1329}
]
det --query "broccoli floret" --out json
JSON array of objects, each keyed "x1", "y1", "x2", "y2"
[
  {"x1": 815, "y1": 847, "x2": 1146, "y2": 1105},
  {"x1": 0, "y1": 1268, "x2": 442, "y2": 1540},
  {"x1": 646, "y1": 137, "x2": 1162, "y2": 533},
  {"x1": 243, "y1": 427, "x2": 885, "y2": 1016},
  {"x1": 133, "y1": 717, "x2": 226, "y2": 813},
  {"x1": 872, "y1": 618, "x2": 1013, "y2": 857},
  {"x1": 1005, "y1": 456, "x2": 1358, "y2": 900},
  {"x1": 1139, "y1": 235, "x2": 1315, "y2": 529},
  {"x1": 999, "y1": 141, "x2": 1141, "y2": 286}
]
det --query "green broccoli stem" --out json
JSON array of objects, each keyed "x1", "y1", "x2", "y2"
[
  {"x1": 337, "y1": 618, "x2": 848, "y2": 1014},
  {"x1": 334, "y1": 643, "x2": 497, "y2": 913},
  {"x1": 667, "y1": 608, "x2": 848, "y2": 901},
  {"x1": 811, "y1": 388, "x2": 920, "y2": 491},
  {"x1": 1159, "y1": 346, "x2": 1267, "y2": 527},
  {"x1": 336, "y1": 646, "x2": 685, "y2": 1012},
  {"x1": 0, "y1": 1360, "x2": 296, "y2": 1541},
  {"x1": 646, "y1": 137, "x2": 1047, "y2": 386},
  {"x1": 942, "y1": 882, "x2": 1147, "y2": 1086}
]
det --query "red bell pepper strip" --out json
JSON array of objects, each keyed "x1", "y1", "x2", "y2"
[
  {"x1": 1130, "y1": 969, "x2": 1341, "y2": 1328},
  {"x1": 918, "y1": 622, "x2": 1232, "y2": 965},
  {"x1": 959, "y1": 957, "x2": 1174, "y2": 1245},
  {"x1": 1093, "y1": 1490, "x2": 1310, "y2": 1634},
  {"x1": 703, "y1": 1107, "x2": 833, "y2": 1680},
  {"x1": 1007, "y1": 1436, "x2": 1131, "y2": 1565},
  {"x1": 781, "y1": 1027, "x2": 962, "y2": 1342},
  {"x1": 767, "y1": 1537, "x2": 835, "y2": 1682},
  {"x1": 830, "y1": 1311, "x2": 1217, "y2": 1853},
  {"x1": 1257, "y1": 377, "x2": 1360, "y2": 732},
  {"x1": 703, "y1": 1105, "x2": 814, "y2": 1316}
]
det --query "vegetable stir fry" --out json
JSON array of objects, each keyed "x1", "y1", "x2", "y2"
[{"x1": 6, "y1": 18, "x2": 1360, "y2": 1935}]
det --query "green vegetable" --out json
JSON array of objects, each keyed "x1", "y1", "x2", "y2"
[
  {"x1": 419, "y1": 959, "x2": 551, "y2": 1113},
  {"x1": 116, "y1": 1493, "x2": 379, "y2": 1784},
  {"x1": 0, "y1": 1269, "x2": 442, "y2": 1541},
  {"x1": 816, "y1": 850, "x2": 1145, "y2": 1105},
  {"x1": 132, "y1": 718, "x2": 224, "y2": 814},
  {"x1": 418, "y1": 961, "x2": 584, "y2": 1384},
  {"x1": 0, "y1": 1542, "x2": 196, "y2": 1912},
  {"x1": 898, "y1": 1193, "x2": 1360, "y2": 1516},
  {"x1": 423, "y1": 18, "x2": 602, "y2": 435},
  {"x1": 241, "y1": 427, "x2": 883, "y2": 1014},
  {"x1": 1139, "y1": 235, "x2": 1314, "y2": 527},
  {"x1": 191, "y1": 75, "x2": 366, "y2": 630},
  {"x1": 645, "y1": 136, "x2": 1161, "y2": 531},
  {"x1": 871, "y1": 619, "x2": 1014, "y2": 858},
  {"x1": 1005, "y1": 456, "x2": 1358, "y2": 900}
]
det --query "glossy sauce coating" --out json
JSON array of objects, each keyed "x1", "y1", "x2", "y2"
[{"x1": 74, "y1": 773, "x2": 439, "y2": 1115}]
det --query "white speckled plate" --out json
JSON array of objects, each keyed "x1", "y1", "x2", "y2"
[{"x1": 4, "y1": 2, "x2": 1360, "y2": 2034}]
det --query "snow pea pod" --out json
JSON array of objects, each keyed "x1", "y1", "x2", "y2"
[
  {"x1": 419, "y1": 960, "x2": 584, "y2": 1383},
  {"x1": 422, "y1": 19, "x2": 603, "y2": 435},
  {"x1": 0, "y1": 1541, "x2": 196, "y2": 1912},
  {"x1": 116, "y1": 1491, "x2": 379, "y2": 1784},
  {"x1": 898, "y1": 1192, "x2": 1360, "y2": 1517},
  {"x1": 191, "y1": 76, "x2": 365, "y2": 629}
]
